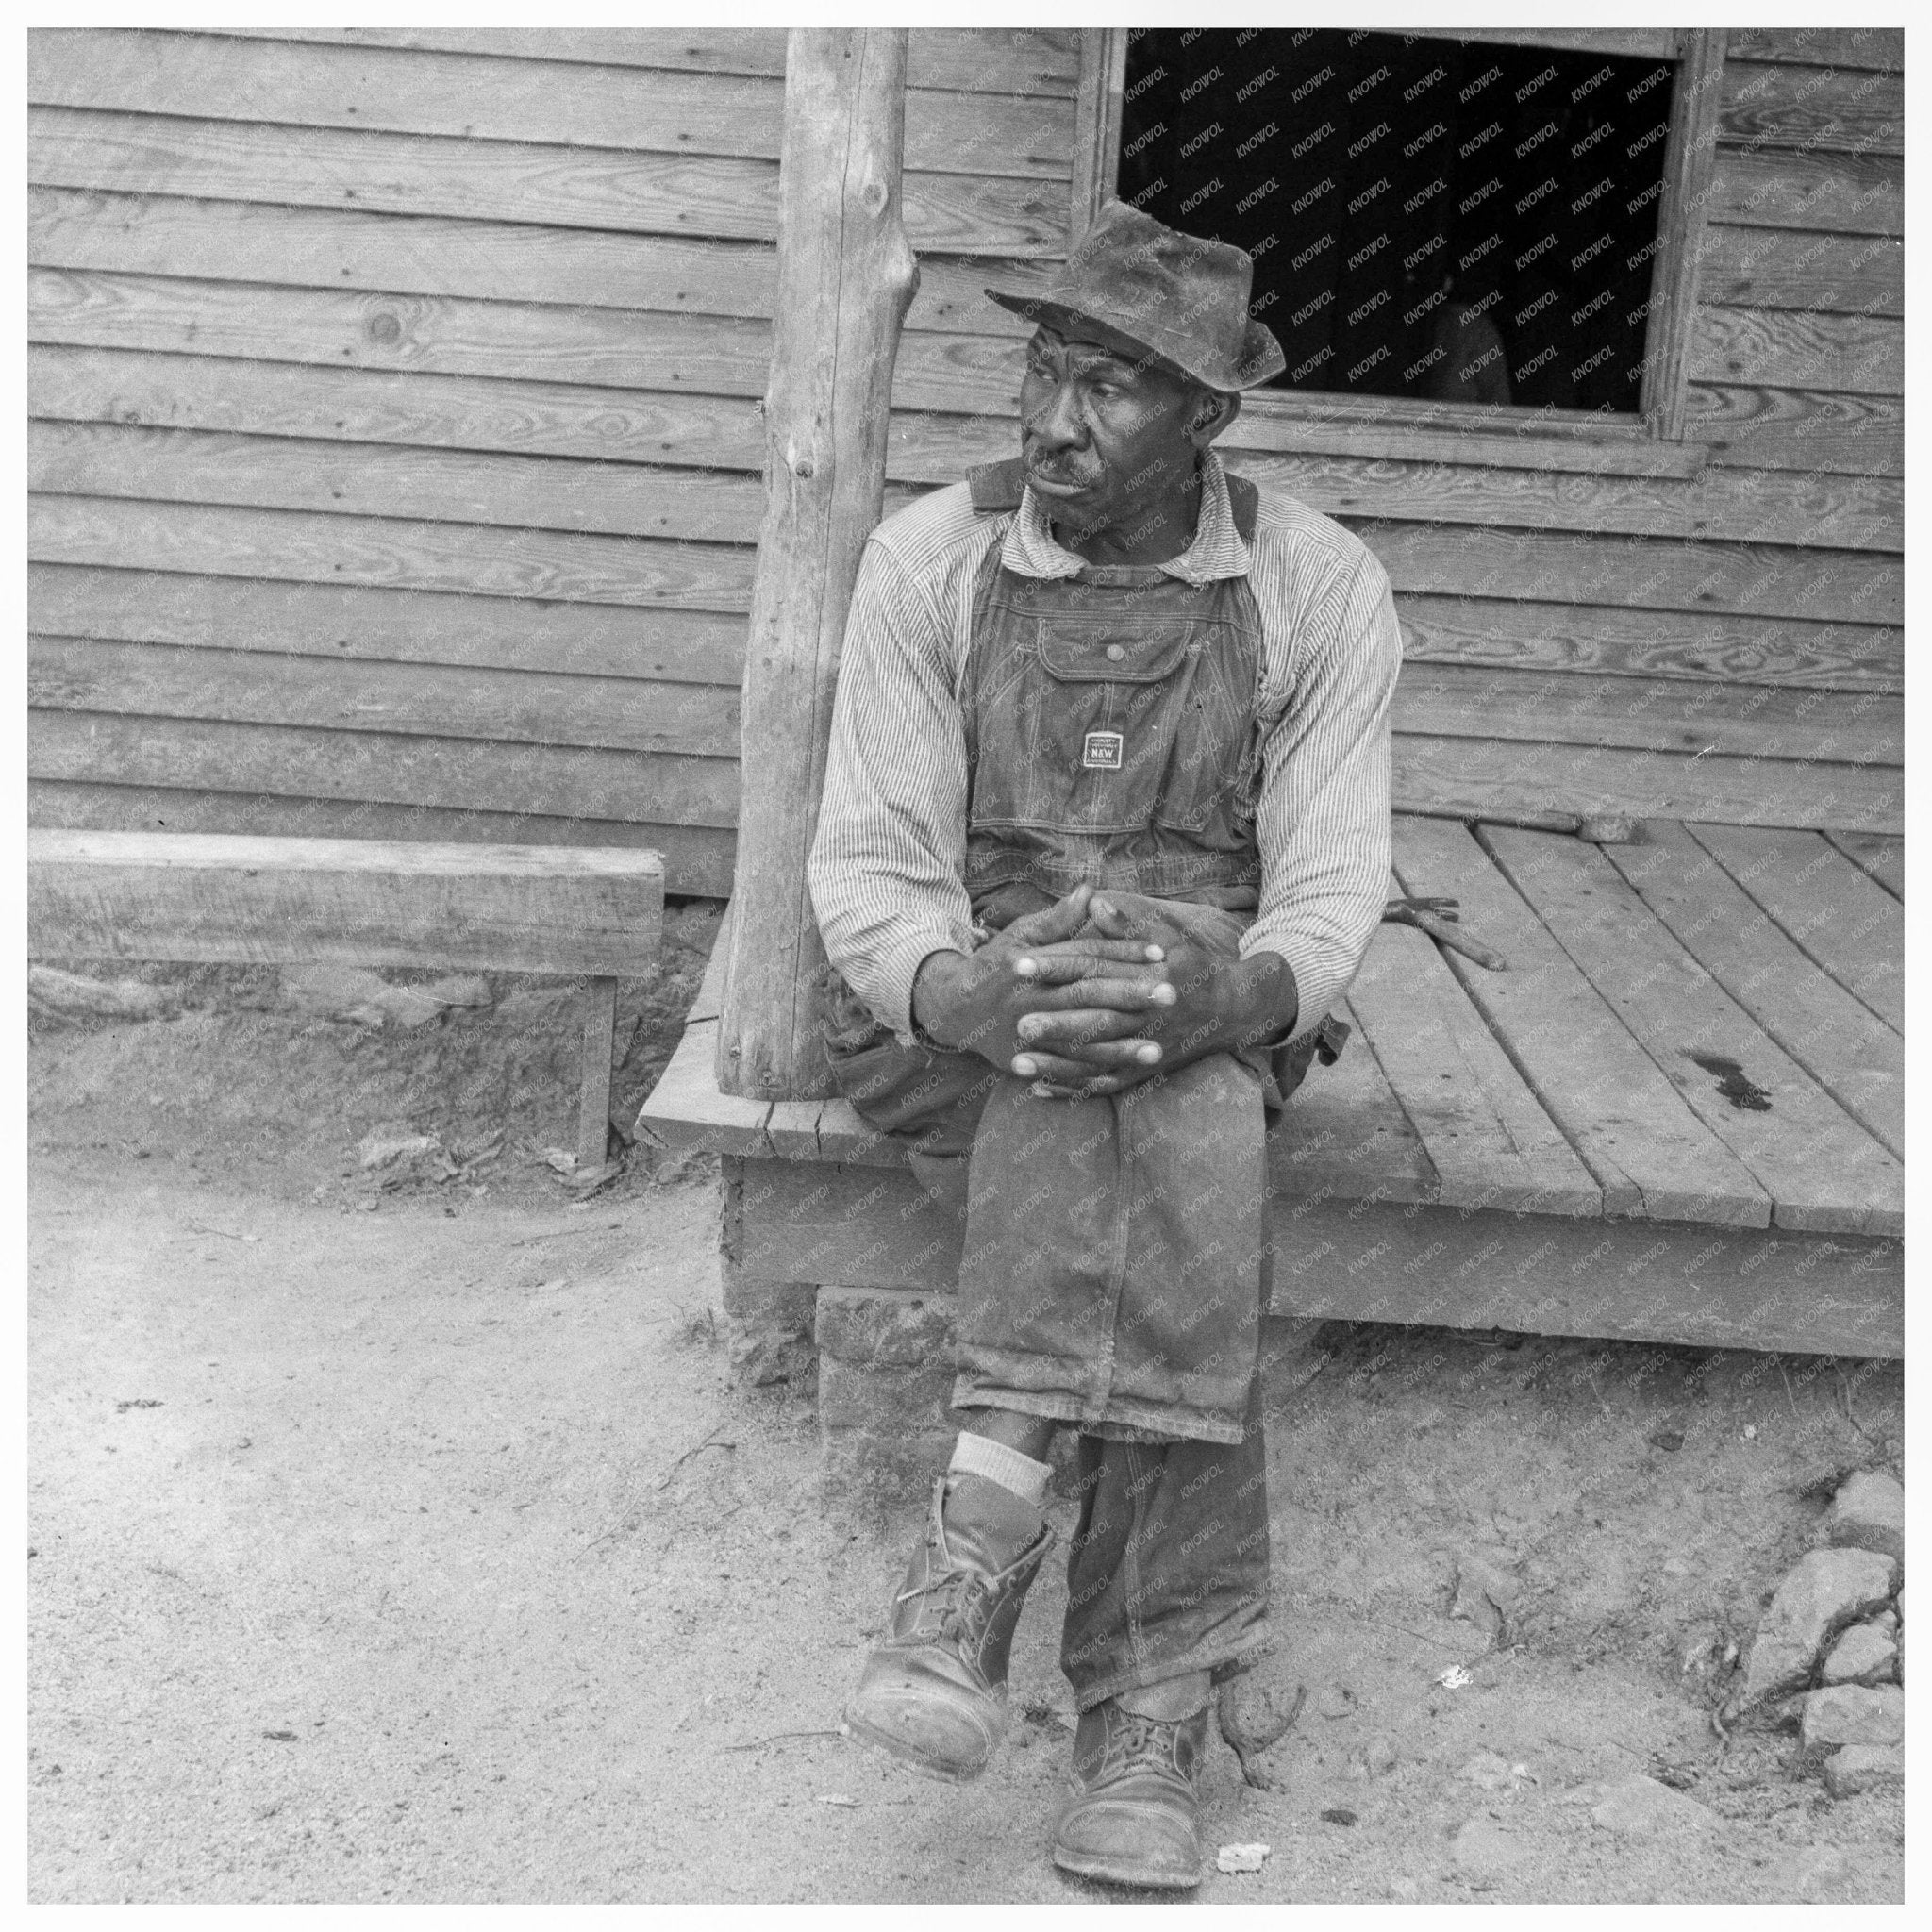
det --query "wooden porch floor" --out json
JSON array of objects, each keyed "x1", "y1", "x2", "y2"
[
  {"x1": 640, "y1": 815, "x2": 1904, "y2": 1353},
  {"x1": 648, "y1": 816, "x2": 1902, "y2": 1235}
]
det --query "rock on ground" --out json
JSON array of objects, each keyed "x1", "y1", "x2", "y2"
[
  {"x1": 1738, "y1": 1547, "x2": 1897, "y2": 1708},
  {"x1": 1448, "y1": 1815, "x2": 1525, "y2": 1887},
  {"x1": 1579, "y1": 1775, "x2": 1718, "y2": 1839},
  {"x1": 1800, "y1": 1684, "x2": 1905, "y2": 1759},
  {"x1": 1826, "y1": 1470, "x2": 1904, "y2": 1565},
  {"x1": 1818, "y1": 1621, "x2": 1897, "y2": 1688},
  {"x1": 1823, "y1": 1743, "x2": 1906, "y2": 1799}
]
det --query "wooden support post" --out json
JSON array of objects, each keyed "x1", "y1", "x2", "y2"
[
  {"x1": 576, "y1": 974, "x2": 619, "y2": 1177},
  {"x1": 716, "y1": 28, "x2": 919, "y2": 1100}
]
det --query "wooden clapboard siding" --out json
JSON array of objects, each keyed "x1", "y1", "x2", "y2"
[
  {"x1": 27, "y1": 565, "x2": 747, "y2": 685},
  {"x1": 221, "y1": 27, "x2": 1084, "y2": 95},
  {"x1": 28, "y1": 637, "x2": 741, "y2": 758},
  {"x1": 26, "y1": 187, "x2": 1032, "y2": 338},
  {"x1": 1696, "y1": 225, "x2": 1902, "y2": 317},
  {"x1": 27, "y1": 108, "x2": 1066, "y2": 257},
  {"x1": 26, "y1": 30, "x2": 1075, "y2": 178},
  {"x1": 31, "y1": 713, "x2": 740, "y2": 829},
  {"x1": 31, "y1": 496, "x2": 758, "y2": 610},
  {"x1": 25, "y1": 28, "x2": 1910, "y2": 857}
]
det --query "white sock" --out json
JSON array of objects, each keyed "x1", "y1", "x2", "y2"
[{"x1": 948, "y1": 1430, "x2": 1053, "y2": 1508}]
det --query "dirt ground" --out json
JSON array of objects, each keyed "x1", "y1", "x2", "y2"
[{"x1": 27, "y1": 914, "x2": 1906, "y2": 1904}]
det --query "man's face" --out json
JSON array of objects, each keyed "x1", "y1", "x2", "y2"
[{"x1": 1017, "y1": 325, "x2": 1210, "y2": 535}]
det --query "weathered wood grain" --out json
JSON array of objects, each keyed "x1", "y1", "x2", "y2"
[
  {"x1": 634, "y1": 1016, "x2": 774, "y2": 1158},
  {"x1": 28, "y1": 420, "x2": 792, "y2": 546},
  {"x1": 1720, "y1": 61, "x2": 1902, "y2": 155},
  {"x1": 27, "y1": 186, "x2": 1036, "y2": 338},
  {"x1": 29, "y1": 780, "x2": 736, "y2": 897},
  {"x1": 1393, "y1": 732, "x2": 1899, "y2": 836},
  {"x1": 1724, "y1": 28, "x2": 1901, "y2": 71},
  {"x1": 1482, "y1": 826, "x2": 1902, "y2": 1236},
  {"x1": 29, "y1": 106, "x2": 1069, "y2": 256},
  {"x1": 28, "y1": 827, "x2": 663, "y2": 976},
  {"x1": 1709, "y1": 146, "x2": 1902, "y2": 235},
  {"x1": 1687, "y1": 824, "x2": 1904, "y2": 1035},
  {"x1": 1640, "y1": 28, "x2": 1724, "y2": 441},
  {"x1": 1266, "y1": 1196, "x2": 1900, "y2": 1359},
  {"x1": 1344, "y1": 916, "x2": 1601, "y2": 1216},
  {"x1": 1233, "y1": 445, "x2": 1900, "y2": 553},
  {"x1": 716, "y1": 29, "x2": 918, "y2": 1102},
  {"x1": 1689, "y1": 306, "x2": 1901, "y2": 398},
  {"x1": 27, "y1": 267, "x2": 1027, "y2": 417},
  {"x1": 221, "y1": 27, "x2": 1084, "y2": 95},
  {"x1": 1697, "y1": 224, "x2": 1902, "y2": 317},
  {"x1": 31, "y1": 378, "x2": 1904, "y2": 559},
  {"x1": 28, "y1": 636, "x2": 741, "y2": 758},
  {"x1": 1687, "y1": 385, "x2": 1901, "y2": 477},
  {"x1": 30, "y1": 497, "x2": 759, "y2": 612},
  {"x1": 1265, "y1": 998, "x2": 1441, "y2": 1207},
  {"x1": 1397, "y1": 594, "x2": 1900, "y2": 694},
  {"x1": 29, "y1": 712, "x2": 741, "y2": 830},
  {"x1": 26, "y1": 30, "x2": 1075, "y2": 179},
  {"x1": 1390, "y1": 816, "x2": 1769, "y2": 1224},
  {"x1": 1603, "y1": 822, "x2": 1902, "y2": 1158},
  {"x1": 1356, "y1": 523, "x2": 1902, "y2": 625},
  {"x1": 1395, "y1": 664, "x2": 1900, "y2": 765},
  {"x1": 1404, "y1": 27, "x2": 1674, "y2": 58},
  {"x1": 28, "y1": 564, "x2": 749, "y2": 686},
  {"x1": 1821, "y1": 830, "x2": 1903, "y2": 903},
  {"x1": 29, "y1": 342, "x2": 777, "y2": 475}
]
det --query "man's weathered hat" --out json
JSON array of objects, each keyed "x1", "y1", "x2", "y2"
[{"x1": 985, "y1": 199, "x2": 1285, "y2": 393}]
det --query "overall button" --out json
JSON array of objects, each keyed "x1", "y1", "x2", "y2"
[{"x1": 1105, "y1": 644, "x2": 1125, "y2": 662}]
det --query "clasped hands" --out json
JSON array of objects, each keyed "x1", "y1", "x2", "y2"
[{"x1": 909, "y1": 883, "x2": 1297, "y2": 1101}]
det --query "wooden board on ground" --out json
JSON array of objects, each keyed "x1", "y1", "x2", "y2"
[
  {"x1": 1390, "y1": 816, "x2": 1770, "y2": 1225},
  {"x1": 1688, "y1": 824, "x2": 1905, "y2": 1033},
  {"x1": 1602, "y1": 822, "x2": 1902, "y2": 1159},
  {"x1": 28, "y1": 780, "x2": 735, "y2": 899},
  {"x1": 27, "y1": 828, "x2": 663, "y2": 977},
  {"x1": 1345, "y1": 917, "x2": 1601, "y2": 1216},
  {"x1": 1482, "y1": 826, "x2": 1902, "y2": 1237}
]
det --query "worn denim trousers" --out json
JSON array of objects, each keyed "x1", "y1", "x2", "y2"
[{"x1": 826, "y1": 1024, "x2": 1275, "y2": 1707}]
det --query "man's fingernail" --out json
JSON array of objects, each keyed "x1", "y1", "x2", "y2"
[
  {"x1": 1153, "y1": 985, "x2": 1176, "y2": 1004},
  {"x1": 1031, "y1": 1081, "x2": 1055, "y2": 1099},
  {"x1": 1012, "y1": 1056, "x2": 1036, "y2": 1076},
  {"x1": 1137, "y1": 1043, "x2": 1161, "y2": 1062},
  {"x1": 1014, "y1": 957, "x2": 1036, "y2": 975},
  {"x1": 1146, "y1": 945, "x2": 1164, "y2": 959}
]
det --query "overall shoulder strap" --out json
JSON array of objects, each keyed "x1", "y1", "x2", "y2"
[{"x1": 966, "y1": 456, "x2": 1027, "y2": 512}]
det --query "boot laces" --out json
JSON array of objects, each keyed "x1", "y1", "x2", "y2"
[
  {"x1": 1097, "y1": 1709, "x2": 1182, "y2": 1782},
  {"x1": 896, "y1": 1564, "x2": 987, "y2": 1645}
]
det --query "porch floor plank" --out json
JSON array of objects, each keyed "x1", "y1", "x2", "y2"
[
  {"x1": 1823, "y1": 828, "x2": 1904, "y2": 901},
  {"x1": 1346, "y1": 908, "x2": 1601, "y2": 1216},
  {"x1": 1483, "y1": 825, "x2": 1903, "y2": 1237},
  {"x1": 1390, "y1": 815, "x2": 1770, "y2": 1226},
  {"x1": 1603, "y1": 821, "x2": 1903, "y2": 1159},
  {"x1": 1690, "y1": 823, "x2": 1905, "y2": 1032}
]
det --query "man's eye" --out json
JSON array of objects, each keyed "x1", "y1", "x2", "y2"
[{"x1": 1089, "y1": 384, "x2": 1118, "y2": 400}]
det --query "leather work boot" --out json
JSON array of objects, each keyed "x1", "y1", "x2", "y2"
[
  {"x1": 1052, "y1": 1683, "x2": 1213, "y2": 1890},
  {"x1": 842, "y1": 1474, "x2": 1054, "y2": 1781}
]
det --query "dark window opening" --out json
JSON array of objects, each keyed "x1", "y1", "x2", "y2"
[{"x1": 1117, "y1": 29, "x2": 1674, "y2": 411}]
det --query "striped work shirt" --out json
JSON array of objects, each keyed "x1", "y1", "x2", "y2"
[{"x1": 808, "y1": 448, "x2": 1403, "y2": 1043}]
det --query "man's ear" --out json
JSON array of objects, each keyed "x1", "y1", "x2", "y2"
[{"x1": 1190, "y1": 387, "x2": 1241, "y2": 447}]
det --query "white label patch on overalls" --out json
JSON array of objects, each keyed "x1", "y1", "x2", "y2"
[{"x1": 1082, "y1": 730, "x2": 1124, "y2": 771}]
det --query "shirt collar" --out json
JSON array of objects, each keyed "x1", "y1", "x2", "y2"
[{"x1": 999, "y1": 449, "x2": 1252, "y2": 585}]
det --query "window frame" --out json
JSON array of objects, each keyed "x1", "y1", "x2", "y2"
[{"x1": 1071, "y1": 26, "x2": 1727, "y2": 475}]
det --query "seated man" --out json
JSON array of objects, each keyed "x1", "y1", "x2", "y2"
[{"x1": 806, "y1": 200, "x2": 1400, "y2": 1890}]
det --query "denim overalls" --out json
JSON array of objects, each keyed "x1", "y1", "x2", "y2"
[{"x1": 824, "y1": 458, "x2": 1304, "y2": 1703}]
